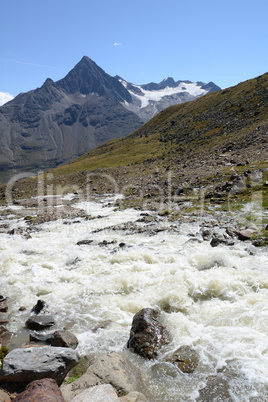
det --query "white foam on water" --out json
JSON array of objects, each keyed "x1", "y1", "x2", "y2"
[{"x1": 0, "y1": 197, "x2": 268, "y2": 400}]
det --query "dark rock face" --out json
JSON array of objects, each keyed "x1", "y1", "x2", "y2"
[
  {"x1": 127, "y1": 308, "x2": 171, "y2": 359},
  {"x1": 13, "y1": 378, "x2": 65, "y2": 401}
]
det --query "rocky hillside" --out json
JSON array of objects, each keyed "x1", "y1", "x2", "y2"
[
  {"x1": 0, "y1": 56, "x2": 219, "y2": 184},
  {"x1": 47, "y1": 71, "x2": 268, "y2": 178}
]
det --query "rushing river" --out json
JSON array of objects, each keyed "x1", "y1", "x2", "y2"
[{"x1": 0, "y1": 194, "x2": 268, "y2": 401}]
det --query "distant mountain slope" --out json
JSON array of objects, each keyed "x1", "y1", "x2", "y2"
[
  {"x1": 1, "y1": 72, "x2": 267, "y2": 209},
  {"x1": 64, "y1": 71, "x2": 268, "y2": 172},
  {"x1": 0, "y1": 56, "x2": 219, "y2": 183}
]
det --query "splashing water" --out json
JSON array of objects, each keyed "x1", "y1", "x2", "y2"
[{"x1": 0, "y1": 195, "x2": 268, "y2": 400}]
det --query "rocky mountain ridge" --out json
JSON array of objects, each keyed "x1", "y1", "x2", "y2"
[{"x1": 0, "y1": 56, "x2": 220, "y2": 183}]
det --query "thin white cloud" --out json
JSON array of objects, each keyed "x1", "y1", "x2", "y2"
[
  {"x1": 113, "y1": 42, "x2": 122, "y2": 47},
  {"x1": 0, "y1": 58, "x2": 54, "y2": 68},
  {"x1": 0, "y1": 92, "x2": 14, "y2": 106}
]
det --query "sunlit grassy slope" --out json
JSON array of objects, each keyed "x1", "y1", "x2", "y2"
[{"x1": 51, "y1": 72, "x2": 268, "y2": 176}]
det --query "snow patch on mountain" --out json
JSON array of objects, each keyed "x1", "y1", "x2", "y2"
[
  {"x1": 119, "y1": 79, "x2": 208, "y2": 109},
  {"x1": 131, "y1": 83, "x2": 207, "y2": 108}
]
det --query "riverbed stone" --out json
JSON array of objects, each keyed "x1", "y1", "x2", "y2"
[
  {"x1": 0, "y1": 389, "x2": 11, "y2": 402},
  {"x1": 29, "y1": 332, "x2": 53, "y2": 344},
  {"x1": 119, "y1": 392, "x2": 147, "y2": 401},
  {"x1": 226, "y1": 226, "x2": 239, "y2": 238},
  {"x1": 25, "y1": 315, "x2": 56, "y2": 330},
  {"x1": 9, "y1": 228, "x2": 31, "y2": 238},
  {"x1": 51, "y1": 330, "x2": 78, "y2": 349},
  {"x1": 0, "y1": 346, "x2": 80, "y2": 385},
  {"x1": 150, "y1": 362, "x2": 179, "y2": 378},
  {"x1": 90, "y1": 320, "x2": 112, "y2": 332},
  {"x1": 60, "y1": 352, "x2": 150, "y2": 401},
  {"x1": 70, "y1": 384, "x2": 118, "y2": 401},
  {"x1": 31, "y1": 299, "x2": 47, "y2": 314},
  {"x1": 76, "y1": 239, "x2": 94, "y2": 245},
  {"x1": 0, "y1": 301, "x2": 8, "y2": 313},
  {"x1": 0, "y1": 326, "x2": 13, "y2": 346},
  {"x1": 13, "y1": 378, "x2": 65, "y2": 401},
  {"x1": 127, "y1": 308, "x2": 171, "y2": 359},
  {"x1": 196, "y1": 375, "x2": 232, "y2": 401},
  {"x1": 165, "y1": 345, "x2": 199, "y2": 373},
  {"x1": 246, "y1": 222, "x2": 259, "y2": 233},
  {"x1": 237, "y1": 229, "x2": 253, "y2": 241}
]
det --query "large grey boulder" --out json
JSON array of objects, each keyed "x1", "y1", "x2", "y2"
[
  {"x1": 0, "y1": 346, "x2": 80, "y2": 385},
  {"x1": 60, "y1": 352, "x2": 150, "y2": 401},
  {"x1": 127, "y1": 308, "x2": 171, "y2": 359}
]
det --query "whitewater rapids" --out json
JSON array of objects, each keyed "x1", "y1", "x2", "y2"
[{"x1": 0, "y1": 195, "x2": 268, "y2": 401}]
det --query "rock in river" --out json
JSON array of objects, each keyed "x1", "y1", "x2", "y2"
[
  {"x1": 51, "y1": 330, "x2": 78, "y2": 349},
  {"x1": 25, "y1": 315, "x2": 56, "y2": 330},
  {"x1": 127, "y1": 308, "x2": 171, "y2": 359},
  {"x1": 165, "y1": 345, "x2": 199, "y2": 373}
]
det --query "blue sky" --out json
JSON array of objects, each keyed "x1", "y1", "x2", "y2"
[{"x1": 1, "y1": 0, "x2": 268, "y2": 102}]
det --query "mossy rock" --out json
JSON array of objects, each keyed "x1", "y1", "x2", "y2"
[
  {"x1": 0, "y1": 346, "x2": 9, "y2": 368},
  {"x1": 24, "y1": 215, "x2": 35, "y2": 221},
  {"x1": 159, "y1": 210, "x2": 171, "y2": 216},
  {"x1": 65, "y1": 356, "x2": 90, "y2": 383}
]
